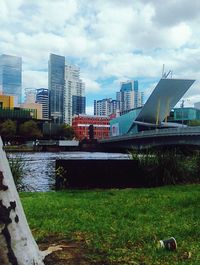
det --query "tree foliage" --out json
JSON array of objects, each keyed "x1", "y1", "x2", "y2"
[
  {"x1": 0, "y1": 119, "x2": 17, "y2": 139},
  {"x1": 59, "y1": 124, "x2": 75, "y2": 139},
  {"x1": 188, "y1": 120, "x2": 200, "y2": 126},
  {"x1": 19, "y1": 120, "x2": 42, "y2": 139}
]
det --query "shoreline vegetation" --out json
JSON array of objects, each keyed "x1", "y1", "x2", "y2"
[
  {"x1": 20, "y1": 185, "x2": 200, "y2": 265},
  {"x1": 129, "y1": 148, "x2": 200, "y2": 186}
]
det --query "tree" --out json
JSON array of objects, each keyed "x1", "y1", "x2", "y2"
[
  {"x1": 0, "y1": 120, "x2": 17, "y2": 139},
  {"x1": 0, "y1": 137, "x2": 44, "y2": 264},
  {"x1": 19, "y1": 120, "x2": 42, "y2": 139},
  {"x1": 59, "y1": 124, "x2": 75, "y2": 139},
  {"x1": 188, "y1": 120, "x2": 200, "y2": 126}
]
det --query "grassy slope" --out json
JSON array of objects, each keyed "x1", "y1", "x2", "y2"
[{"x1": 20, "y1": 185, "x2": 200, "y2": 265}]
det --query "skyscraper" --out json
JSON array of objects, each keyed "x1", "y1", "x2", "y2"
[
  {"x1": 0, "y1": 54, "x2": 22, "y2": 106},
  {"x1": 117, "y1": 80, "x2": 143, "y2": 112},
  {"x1": 48, "y1": 54, "x2": 65, "y2": 123},
  {"x1": 64, "y1": 64, "x2": 85, "y2": 125},
  {"x1": 48, "y1": 54, "x2": 86, "y2": 124},
  {"x1": 94, "y1": 98, "x2": 120, "y2": 116},
  {"x1": 36, "y1": 88, "x2": 49, "y2": 119}
]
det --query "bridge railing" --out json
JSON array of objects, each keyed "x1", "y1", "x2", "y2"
[
  {"x1": 135, "y1": 126, "x2": 200, "y2": 137},
  {"x1": 133, "y1": 126, "x2": 200, "y2": 136},
  {"x1": 100, "y1": 126, "x2": 200, "y2": 142}
]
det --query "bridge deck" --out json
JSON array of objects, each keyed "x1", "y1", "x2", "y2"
[
  {"x1": 98, "y1": 127, "x2": 200, "y2": 150},
  {"x1": 100, "y1": 127, "x2": 200, "y2": 143}
]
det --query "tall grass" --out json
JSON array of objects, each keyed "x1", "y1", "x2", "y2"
[
  {"x1": 7, "y1": 154, "x2": 27, "y2": 191},
  {"x1": 129, "y1": 148, "x2": 200, "y2": 186}
]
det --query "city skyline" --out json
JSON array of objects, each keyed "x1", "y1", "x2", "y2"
[{"x1": 0, "y1": 0, "x2": 200, "y2": 114}]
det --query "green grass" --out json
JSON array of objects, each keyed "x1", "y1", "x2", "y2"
[{"x1": 20, "y1": 185, "x2": 200, "y2": 264}]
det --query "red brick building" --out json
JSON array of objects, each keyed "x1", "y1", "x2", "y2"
[{"x1": 72, "y1": 114, "x2": 110, "y2": 140}]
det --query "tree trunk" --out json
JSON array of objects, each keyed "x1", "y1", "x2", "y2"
[{"x1": 0, "y1": 138, "x2": 44, "y2": 265}]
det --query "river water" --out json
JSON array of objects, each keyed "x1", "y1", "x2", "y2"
[{"x1": 7, "y1": 152, "x2": 130, "y2": 192}]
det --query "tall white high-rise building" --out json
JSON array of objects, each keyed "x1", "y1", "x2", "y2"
[
  {"x1": 94, "y1": 98, "x2": 120, "y2": 116},
  {"x1": 64, "y1": 64, "x2": 85, "y2": 125},
  {"x1": 117, "y1": 80, "x2": 144, "y2": 113}
]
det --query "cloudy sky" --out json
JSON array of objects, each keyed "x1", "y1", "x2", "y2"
[{"x1": 1, "y1": 0, "x2": 200, "y2": 114}]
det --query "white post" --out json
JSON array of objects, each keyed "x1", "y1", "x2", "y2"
[{"x1": 0, "y1": 138, "x2": 44, "y2": 265}]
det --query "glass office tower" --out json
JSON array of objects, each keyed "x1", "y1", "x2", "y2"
[
  {"x1": 48, "y1": 54, "x2": 65, "y2": 123},
  {"x1": 0, "y1": 54, "x2": 22, "y2": 106},
  {"x1": 72, "y1": 95, "x2": 86, "y2": 116}
]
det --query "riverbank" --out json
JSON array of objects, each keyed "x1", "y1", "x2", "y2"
[
  {"x1": 20, "y1": 184, "x2": 200, "y2": 264},
  {"x1": 3, "y1": 140, "x2": 128, "y2": 153},
  {"x1": 4, "y1": 145, "x2": 36, "y2": 152},
  {"x1": 4, "y1": 145, "x2": 80, "y2": 152}
]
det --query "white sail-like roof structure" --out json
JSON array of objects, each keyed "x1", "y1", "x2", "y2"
[{"x1": 135, "y1": 78, "x2": 195, "y2": 124}]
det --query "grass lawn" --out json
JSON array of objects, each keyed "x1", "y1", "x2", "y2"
[{"x1": 20, "y1": 184, "x2": 200, "y2": 265}]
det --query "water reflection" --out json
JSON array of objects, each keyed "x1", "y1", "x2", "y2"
[{"x1": 8, "y1": 152, "x2": 130, "y2": 192}]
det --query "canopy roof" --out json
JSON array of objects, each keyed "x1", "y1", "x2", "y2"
[{"x1": 135, "y1": 78, "x2": 195, "y2": 124}]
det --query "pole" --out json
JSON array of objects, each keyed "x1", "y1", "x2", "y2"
[
  {"x1": 181, "y1": 100, "x2": 184, "y2": 127},
  {"x1": 156, "y1": 99, "x2": 160, "y2": 126}
]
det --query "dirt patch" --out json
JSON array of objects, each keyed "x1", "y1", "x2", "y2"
[{"x1": 39, "y1": 236, "x2": 96, "y2": 265}]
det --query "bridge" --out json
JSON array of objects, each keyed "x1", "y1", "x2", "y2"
[
  {"x1": 101, "y1": 77, "x2": 198, "y2": 151},
  {"x1": 98, "y1": 127, "x2": 200, "y2": 151}
]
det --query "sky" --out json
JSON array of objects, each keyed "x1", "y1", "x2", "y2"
[{"x1": 1, "y1": 0, "x2": 200, "y2": 114}]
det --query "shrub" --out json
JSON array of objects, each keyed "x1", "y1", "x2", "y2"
[
  {"x1": 7, "y1": 154, "x2": 27, "y2": 191},
  {"x1": 129, "y1": 148, "x2": 199, "y2": 186},
  {"x1": 55, "y1": 166, "x2": 68, "y2": 190}
]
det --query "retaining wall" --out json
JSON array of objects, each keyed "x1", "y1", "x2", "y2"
[{"x1": 55, "y1": 159, "x2": 144, "y2": 189}]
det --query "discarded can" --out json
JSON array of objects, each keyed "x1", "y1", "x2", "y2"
[{"x1": 158, "y1": 237, "x2": 177, "y2": 250}]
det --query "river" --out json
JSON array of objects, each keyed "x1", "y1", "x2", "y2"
[{"x1": 7, "y1": 152, "x2": 130, "y2": 192}]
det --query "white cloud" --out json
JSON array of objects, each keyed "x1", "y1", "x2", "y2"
[
  {"x1": 149, "y1": 0, "x2": 200, "y2": 26},
  {"x1": 23, "y1": 70, "x2": 48, "y2": 89},
  {"x1": 182, "y1": 80, "x2": 200, "y2": 107},
  {"x1": 0, "y1": 1, "x2": 9, "y2": 21},
  {"x1": 0, "y1": 0, "x2": 200, "y2": 107},
  {"x1": 86, "y1": 106, "x2": 94, "y2": 115},
  {"x1": 169, "y1": 23, "x2": 191, "y2": 48},
  {"x1": 143, "y1": 82, "x2": 158, "y2": 103},
  {"x1": 82, "y1": 77, "x2": 101, "y2": 93}
]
